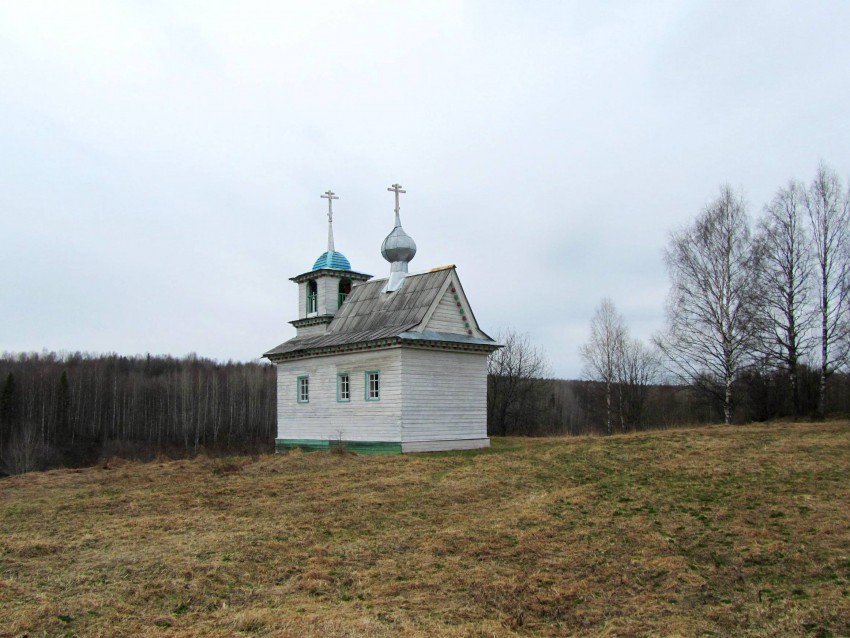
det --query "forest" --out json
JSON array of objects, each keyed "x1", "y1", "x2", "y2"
[
  {"x1": 4, "y1": 346, "x2": 850, "y2": 475},
  {"x1": 0, "y1": 352, "x2": 274, "y2": 475}
]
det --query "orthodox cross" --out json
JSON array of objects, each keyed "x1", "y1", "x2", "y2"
[
  {"x1": 320, "y1": 189, "x2": 338, "y2": 252},
  {"x1": 387, "y1": 183, "x2": 406, "y2": 226}
]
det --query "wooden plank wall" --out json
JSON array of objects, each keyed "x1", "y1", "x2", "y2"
[
  {"x1": 317, "y1": 274, "x2": 339, "y2": 316},
  {"x1": 400, "y1": 348, "x2": 489, "y2": 443},
  {"x1": 297, "y1": 281, "x2": 307, "y2": 318},
  {"x1": 276, "y1": 349, "x2": 402, "y2": 442}
]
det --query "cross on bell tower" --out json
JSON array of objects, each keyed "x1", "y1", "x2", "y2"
[
  {"x1": 320, "y1": 189, "x2": 339, "y2": 252},
  {"x1": 286, "y1": 188, "x2": 369, "y2": 333}
]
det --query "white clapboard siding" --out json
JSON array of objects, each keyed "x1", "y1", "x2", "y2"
[
  {"x1": 317, "y1": 275, "x2": 339, "y2": 316},
  {"x1": 400, "y1": 348, "x2": 489, "y2": 443},
  {"x1": 297, "y1": 281, "x2": 307, "y2": 318},
  {"x1": 295, "y1": 322, "x2": 329, "y2": 338},
  {"x1": 277, "y1": 349, "x2": 402, "y2": 442}
]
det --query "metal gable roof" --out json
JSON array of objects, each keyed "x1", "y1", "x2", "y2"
[
  {"x1": 327, "y1": 268, "x2": 449, "y2": 334},
  {"x1": 264, "y1": 269, "x2": 458, "y2": 358}
]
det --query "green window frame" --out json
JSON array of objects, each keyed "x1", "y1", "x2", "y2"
[
  {"x1": 365, "y1": 370, "x2": 380, "y2": 401},
  {"x1": 337, "y1": 373, "x2": 351, "y2": 402},
  {"x1": 297, "y1": 376, "x2": 309, "y2": 403}
]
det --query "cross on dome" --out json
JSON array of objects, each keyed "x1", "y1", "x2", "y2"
[{"x1": 387, "y1": 183, "x2": 406, "y2": 226}]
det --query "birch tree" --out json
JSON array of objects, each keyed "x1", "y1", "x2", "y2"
[
  {"x1": 579, "y1": 298, "x2": 626, "y2": 434},
  {"x1": 805, "y1": 163, "x2": 850, "y2": 418},
  {"x1": 655, "y1": 186, "x2": 759, "y2": 424},
  {"x1": 580, "y1": 300, "x2": 660, "y2": 433},
  {"x1": 753, "y1": 180, "x2": 815, "y2": 416}
]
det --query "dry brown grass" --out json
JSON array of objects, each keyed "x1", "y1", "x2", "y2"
[{"x1": 2, "y1": 422, "x2": 850, "y2": 637}]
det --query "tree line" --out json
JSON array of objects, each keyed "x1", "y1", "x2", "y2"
[
  {"x1": 577, "y1": 162, "x2": 850, "y2": 429},
  {"x1": 487, "y1": 163, "x2": 850, "y2": 435},
  {"x1": 3, "y1": 343, "x2": 719, "y2": 474},
  {"x1": 486, "y1": 327, "x2": 725, "y2": 437},
  {"x1": 656, "y1": 163, "x2": 850, "y2": 423},
  {"x1": 0, "y1": 352, "x2": 275, "y2": 474}
]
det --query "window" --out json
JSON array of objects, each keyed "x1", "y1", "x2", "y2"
[
  {"x1": 365, "y1": 370, "x2": 380, "y2": 401},
  {"x1": 337, "y1": 373, "x2": 350, "y2": 402},
  {"x1": 338, "y1": 278, "x2": 352, "y2": 307},
  {"x1": 306, "y1": 280, "x2": 318, "y2": 314},
  {"x1": 297, "y1": 376, "x2": 309, "y2": 403}
]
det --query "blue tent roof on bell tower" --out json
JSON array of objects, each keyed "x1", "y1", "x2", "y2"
[{"x1": 312, "y1": 250, "x2": 352, "y2": 271}]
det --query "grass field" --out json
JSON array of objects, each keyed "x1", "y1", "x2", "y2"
[{"x1": 2, "y1": 422, "x2": 850, "y2": 637}]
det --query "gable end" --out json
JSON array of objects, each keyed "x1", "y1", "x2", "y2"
[{"x1": 418, "y1": 270, "x2": 490, "y2": 339}]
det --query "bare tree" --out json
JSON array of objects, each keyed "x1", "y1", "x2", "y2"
[
  {"x1": 618, "y1": 337, "x2": 661, "y2": 430},
  {"x1": 487, "y1": 329, "x2": 551, "y2": 436},
  {"x1": 805, "y1": 163, "x2": 850, "y2": 418},
  {"x1": 0, "y1": 422, "x2": 45, "y2": 475},
  {"x1": 579, "y1": 298, "x2": 626, "y2": 434},
  {"x1": 0, "y1": 372, "x2": 17, "y2": 449},
  {"x1": 655, "y1": 186, "x2": 759, "y2": 424},
  {"x1": 753, "y1": 180, "x2": 816, "y2": 416},
  {"x1": 580, "y1": 300, "x2": 661, "y2": 433}
]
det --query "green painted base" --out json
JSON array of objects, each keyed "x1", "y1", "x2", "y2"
[{"x1": 275, "y1": 439, "x2": 402, "y2": 455}]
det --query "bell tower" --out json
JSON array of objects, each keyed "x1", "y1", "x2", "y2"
[{"x1": 289, "y1": 190, "x2": 370, "y2": 337}]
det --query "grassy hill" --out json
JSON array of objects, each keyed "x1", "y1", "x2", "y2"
[{"x1": 2, "y1": 423, "x2": 849, "y2": 637}]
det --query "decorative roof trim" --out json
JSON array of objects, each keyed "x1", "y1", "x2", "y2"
[
  {"x1": 398, "y1": 331, "x2": 500, "y2": 347},
  {"x1": 290, "y1": 269, "x2": 372, "y2": 284},
  {"x1": 411, "y1": 267, "x2": 492, "y2": 340},
  {"x1": 290, "y1": 315, "x2": 334, "y2": 328},
  {"x1": 401, "y1": 340, "x2": 499, "y2": 353},
  {"x1": 267, "y1": 338, "x2": 402, "y2": 362},
  {"x1": 265, "y1": 334, "x2": 499, "y2": 362}
]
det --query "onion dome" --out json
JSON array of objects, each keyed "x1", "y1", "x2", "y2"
[
  {"x1": 381, "y1": 226, "x2": 417, "y2": 264},
  {"x1": 382, "y1": 183, "x2": 416, "y2": 292},
  {"x1": 312, "y1": 250, "x2": 351, "y2": 271}
]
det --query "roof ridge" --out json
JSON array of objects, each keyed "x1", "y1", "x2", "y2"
[{"x1": 353, "y1": 266, "x2": 453, "y2": 286}]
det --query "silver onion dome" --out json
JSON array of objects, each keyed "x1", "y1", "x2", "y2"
[
  {"x1": 383, "y1": 183, "x2": 416, "y2": 292},
  {"x1": 381, "y1": 225, "x2": 417, "y2": 263}
]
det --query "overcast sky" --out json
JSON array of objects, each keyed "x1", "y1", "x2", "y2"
[{"x1": 2, "y1": 1, "x2": 849, "y2": 378}]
